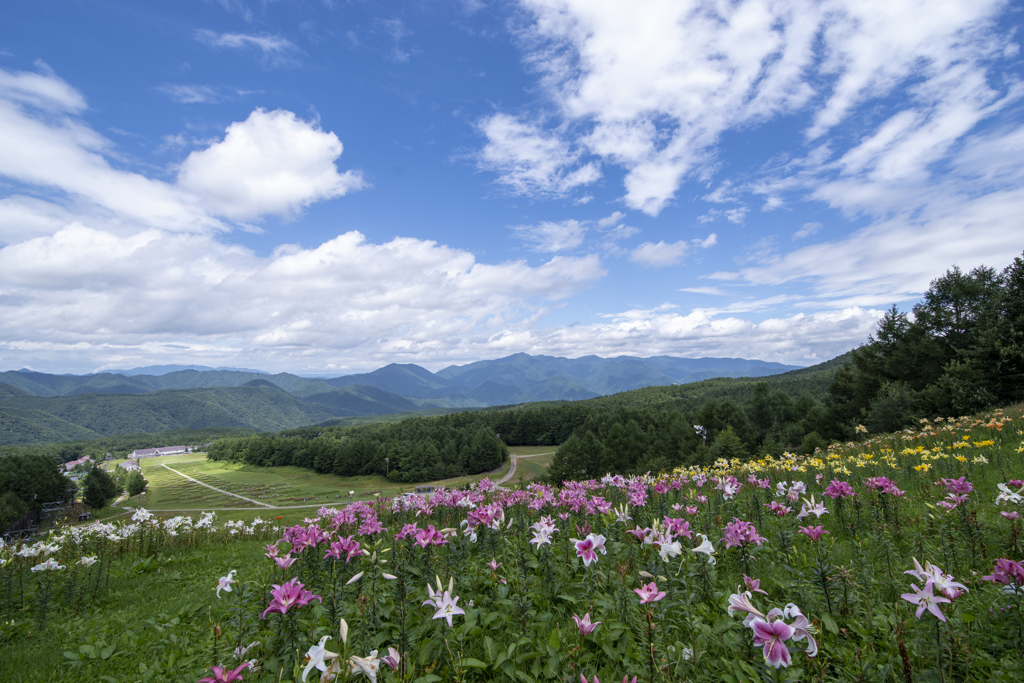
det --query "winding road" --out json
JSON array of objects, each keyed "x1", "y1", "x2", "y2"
[{"x1": 497, "y1": 452, "x2": 555, "y2": 486}]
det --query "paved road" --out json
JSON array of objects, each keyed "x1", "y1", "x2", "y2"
[{"x1": 161, "y1": 464, "x2": 275, "y2": 508}]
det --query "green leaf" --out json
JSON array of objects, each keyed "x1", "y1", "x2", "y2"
[
  {"x1": 462, "y1": 658, "x2": 488, "y2": 669},
  {"x1": 962, "y1": 612, "x2": 976, "y2": 623},
  {"x1": 547, "y1": 628, "x2": 560, "y2": 652},
  {"x1": 820, "y1": 612, "x2": 839, "y2": 635},
  {"x1": 483, "y1": 635, "x2": 499, "y2": 665},
  {"x1": 414, "y1": 676, "x2": 442, "y2": 683},
  {"x1": 62, "y1": 651, "x2": 79, "y2": 661}
]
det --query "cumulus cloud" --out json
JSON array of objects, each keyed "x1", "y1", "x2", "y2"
[
  {"x1": 0, "y1": 66, "x2": 612, "y2": 374},
  {"x1": 177, "y1": 109, "x2": 366, "y2": 221},
  {"x1": 0, "y1": 225, "x2": 606, "y2": 368}
]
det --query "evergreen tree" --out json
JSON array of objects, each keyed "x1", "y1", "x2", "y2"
[
  {"x1": 126, "y1": 470, "x2": 147, "y2": 497},
  {"x1": 82, "y1": 467, "x2": 117, "y2": 509}
]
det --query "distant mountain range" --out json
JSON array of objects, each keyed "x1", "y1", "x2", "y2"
[{"x1": 0, "y1": 353, "x2": 801, "y2": 446}]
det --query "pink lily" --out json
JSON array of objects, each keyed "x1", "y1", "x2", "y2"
[
  {"x1": 571, "y1": 533, "x2": 607, "y2": 567},
  {"x1": 572, "y1": 613, "x2": 601, "y2": 635},
  {"x1": 634, "y1": 581, "x2": 666, "y2": 604},
  {"x1": 743, "y1": 575, "x2": 768, "y2": 595},
  {"x1": 798, "y1": 526, "x2": 829, "y2": 542},
  {"x1": 380, "y1": 647, "x2": 401, "y2": 670},
  {"x1": 260, "y1": 577, "x2": 321, "y2": 619},
  {"x1": 751, "y1": 618, "x2": 795, "y2": 668},
  {"x1": 198, "y1": 662, "x2": 249, "y2": 683}
]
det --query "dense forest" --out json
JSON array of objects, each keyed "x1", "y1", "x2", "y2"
[{"x1": 207, "y1": 418, "x2": 509, "y2": 483}]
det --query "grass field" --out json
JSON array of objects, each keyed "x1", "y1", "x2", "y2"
[{"x1": 98, "y1": 447, "x2": 547, "y2": 523}]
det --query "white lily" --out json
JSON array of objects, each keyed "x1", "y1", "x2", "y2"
[
  {"x1": 348, "y1": 650, "x2": 380, "y2": 682},
  {"x1": 215, "y1": 569, "x2": 237, "y2": 597},
  {"x1": 302, "y1": 635, "x2": 339, "y2": 682},
  {"x1": 692, "y1": 534, "x2": 717, "y2": 565},
  {"x1": 31, "y1": 558, "x2": 65, "y2": 572}
]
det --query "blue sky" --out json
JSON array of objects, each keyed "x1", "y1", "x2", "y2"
[{"x1": 1, "y1": 0, "x2": 1022, "y2": 375}]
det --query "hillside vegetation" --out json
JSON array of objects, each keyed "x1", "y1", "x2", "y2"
[{"x1": 0, "y1": 355, "x2": 802, "y2": 446}]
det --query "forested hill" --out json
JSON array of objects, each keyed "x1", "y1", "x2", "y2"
[
  {"x1": 205, "y1": 352, "x2": 849, "y2": 483},
  {"x1": 0, "y1": 353, "x2": 805, "y2": 447},
  {"x1": 0, "y1": 385, "x2": 334, "y2": 446}
]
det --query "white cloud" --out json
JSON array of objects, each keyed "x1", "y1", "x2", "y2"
[
  {"x1": 725, "y1": 207, "x2": 748, "y2": 224},
  {"x1": 177, "y1": 109, "x2": 366, "y2": 221},
  {"x1": 596, "y1": 210, "x2": 625, "y2": 228},
  {"x1": 0, "y1": 67, "x2": 611, "y2": 374},
  {"x1": 793, "y1": 222, "x2": 822, "y2": 240},
  {"x1": 487, "y1": 0, "x2": 1012, "y2": 216},
  {"x1": 480, "y1": 305, "x2": 883, "y2": 366},
  {"x1": 723, "y1": 189, "x2": 1024, "y2": 307},
  {"x1": 680, "y1": 286, "x2": 727, "y2": 295},
  {"x1": 630, "y1": 231, "x2": 717, "y2": 268},
  {"x1": 0, "y1": 225, "x2": 606, "y2": 370},
  {"x1": 195, "y1": 30, "x2": 300, "y2": 67},
  {"x1": 476, "y1": 113, "x2": 600, "y2": 197},
  {"x1": 0, "y1": 67, "x2": 85, "y2": 112},
  {"x1": 510, "y1": 219, "x2": 586, "y2": 252},
  {"x1": 630, "y1": 240, "x2": 690, "y2": 268},
  {"x1": 156, "y1": 84, "x2": 225, "y2": 104}
]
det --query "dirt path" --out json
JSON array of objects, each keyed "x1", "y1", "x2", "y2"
[
  {"x1": 161, "y1": 464, "x2": 276, "y2": 508},
  {"x1": 497, "y1": 452, "x2": 556, "y2": 486}
]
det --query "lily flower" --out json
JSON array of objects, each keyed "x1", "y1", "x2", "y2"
[
  {"x1": 571, "y1": 533, "x2": 607, "y2": 566},
  {"x1": 634, "y1": 581, "x2": 666, "y2": 604},
  {"x1": 780, "y1": 604, "x2": 818, "y2": 658},
  {"x1": 348, "y1": 651, "x2": 380, "y2": 682},
  {"x1": 750, "y1": 618, "x2": 795, "y2": 668},
  {"x1": 431, "y1": 590, "x2": 466, "y2": 627},
  {"x1": 216, "y1": 569, "x2": 237, "y2": 598},
  {"x1": 380, "y1": 647, "x2": 401, "y2": 670},
  {"x1": 904, "y1": 559, "x2": 968, "y2": 599},
  {"x1": 727, "y1": 590, "x2": 766, "y2": 626},
  {"x1": 30, "y1": 558, "x2": 65, "y2": 572},
  {"x1": 198, "y1": 662, "x2": 249, "y2": 683},
  {"x1": 78, "y1": 556, "x2": 98, "y2": 567},
  {"x1": 273, "y1": 555, "x2": 297, "y2": 570},
  {"x1": 572, "y1": 613, "x2": 601, "y2": 635},
  {"x1": 798, "y1": 526, "x2": 829, "y2": 542},
  {"x1": 901, "y1": 580, "x2": 950, "y2": 622},
  {"x1": 796, "y1": 495, "x2": 828, "y2": 520},
  {"x1": 302, "y1": 636, "x2": 339, "y2": 682},
  {"x1": 692, "y1": 534, "x2": 717, "y2": 565},
  {"x1": 743, "y1": 575, "x2": 768, "y2": 595},
  {"x1": 658, "y1": 540, "x2": 683, "y2": 562},
  {"x1": 260, "y1": 577, "x2": 322, "y2": 619}
]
